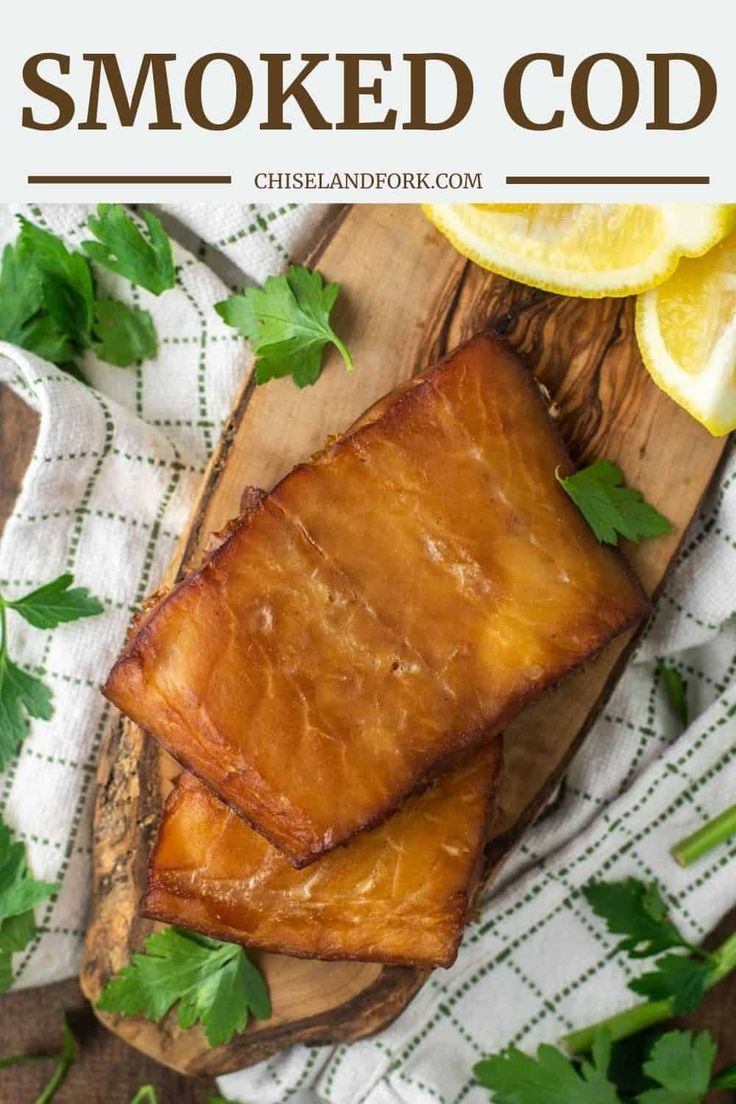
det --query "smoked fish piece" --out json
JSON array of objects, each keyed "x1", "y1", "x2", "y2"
[
  {"x1": 104, "y1": 333, "x2": 649, "y2": 866},
  {"x1": 144, "y1": 740, "x2": 502, "y2": 968}
]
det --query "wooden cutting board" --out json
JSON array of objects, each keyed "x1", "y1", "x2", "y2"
[{"x1": 80, "y1": 204, "x2": 729, "y2": 1076}]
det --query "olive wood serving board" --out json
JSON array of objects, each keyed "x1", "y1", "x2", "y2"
[{"x1": 80, "y1": 204, "x2": 729, "y2": 1076}]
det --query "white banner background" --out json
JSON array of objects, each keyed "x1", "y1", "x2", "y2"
[{"x1": 0, "y1": 0, "x2": 732, "y2": 202}]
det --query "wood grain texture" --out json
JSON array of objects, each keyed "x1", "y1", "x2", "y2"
[
  {"x1": 78, "y1": 205, "x2": 729, "y2": 1077},
  {"x1": 0, "y1": 269, "x2": 732, "y2": 1100}
]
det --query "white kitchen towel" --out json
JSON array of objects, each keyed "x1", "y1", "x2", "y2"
[
  {"x1": 0, "y1": 203, "x2": 733, "y2": 1104},
  {"x1": 0, "y1": 201, "x2": 331, "y2": 987}
]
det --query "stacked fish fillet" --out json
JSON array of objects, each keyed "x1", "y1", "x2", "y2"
[{"x1": 104, "y1": 333, "x2": 648, "y2": 969}]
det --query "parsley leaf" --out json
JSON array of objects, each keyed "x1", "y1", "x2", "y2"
[
  {"x1": 97, "y1": 927, "x2": 271, "y2": 1047},
  {"x1": 0, "y1": 243, "x2": 75, "y2": 365},
  {"x1": 83, "y1": 205, "x2": 175, "y2": 295},
  {"x1": 7, "y1": 573, "x2": 104, "y2": 630},
  {"x1": 0, "y1": 215, "x2": 163, "y2": 376},
  {"x1": 216, "y1": 265, "x2": 353, "y2": 388},
  {"x1": 0, "y1": 242, "x2": 42, "y2": 339},
  {"x1": 556, "y1": 460, "x2": 672, "y2": 546},
  {"x1": 90, "y1": 299, "x2": 158, "y2": 367},
  {"x1": 629, "y1": 953, "x2": 712, "y2": 1014},
  {"x1": 0, "y1": 658, "x2": 54, "y2": 769},
  {"x1": 475, "y1": 1031, "x2": 621, "y2": 1104},
  {"x1": 0, "y1": 825, "x2": 57, "y2": 920},
  {"x1": 657, "y1": 663, "x2": 688, "y2": 727},
  {"x1": 16, "y1": 218, "x2": 95, "y2": 349},
  {"x1": 0, "y1": 573, "x2": 103, "y2": 766},
  {"x1": 639, "y1": 1031, "x2": 716, "y2": 1104},
  {"x1": 0, "y1": 817, "x2": 57, "y2": 994},
  {"x1": 583, "y1": 880, "x2": 690, "y2": 959},
  {"x1": 0, "y1": 235, "x2": 82, "y2": 368},
  {"x1": 474, "y1": 1028, "x2": 729, "y2": 1104},
  {"x1": 711, "y1": 1061, "x2": 736, "y2": 1088},
  {"x1": 606, "y1": 1031, "x2": 663, "y2": 1098},
  {"x1": 0, "y1": 910, "x2": 36, "y2": 955}
]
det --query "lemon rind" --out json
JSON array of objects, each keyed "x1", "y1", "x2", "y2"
[
  {"x1": 423, "y1": 204, "x2": 736, "y2": 301},
  {"x1": 635, "y1": 292, "x2": 736, "y2": 437}
]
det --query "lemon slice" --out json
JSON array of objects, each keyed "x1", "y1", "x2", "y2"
[
  {"x1": 636, "y1": 231, "x2": 736, "y2": 435},
  {"x1": 423, "y1": 204, "x2": 736, "y2": 299}
]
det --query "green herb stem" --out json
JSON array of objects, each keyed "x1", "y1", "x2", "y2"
[
  {"x1": 1, "y1": 1046, "x2": 75, "y2": 1104},
  {"x1": 672, "y1": 804, "x2": 736, "y2": 867},
  {"x1": 562, "y1": 929, "x2": 736, "y2": 1055},
  {"x1": 562, "y1": 997, "x2": 673, "y2": 1056},
  {"x1": 129, "y1": 1087, "x2": 158, "y2": 1104},
  {"x1": 0, "y1": 1052, "x2": 51, "y2": 1069},
  {"x1": 34, "y1": 1052, "x2": 73, "y2": 1104},
  {"x1": 0, "y1": 597, "x2": 7, "y2": 664},
  {"x1": 331, "y1": 332, "x2": 354, "y2": 372}
]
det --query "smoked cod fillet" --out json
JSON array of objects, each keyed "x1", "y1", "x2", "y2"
[
  {"x1": 144, "y1": 741, "x2": 502, "y2": 967},
  {"x1": 104, "y1": 333, "x2": 649, "y2": 866}
]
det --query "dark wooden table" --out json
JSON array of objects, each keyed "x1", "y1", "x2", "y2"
[{"x1": 1, "y1": 381, "x2": 735, "y2": 1102}]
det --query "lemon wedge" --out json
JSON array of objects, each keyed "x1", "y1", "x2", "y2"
[
  {"x1": 423, "y1": 204, "x2": 736, "y2": 299},
  {"x1": 636, "y1": 231, "x2": 736, "y2": 436}
]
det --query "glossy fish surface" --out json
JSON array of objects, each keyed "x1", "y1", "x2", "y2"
[
  {"x1": 105, "y1": 333, "x2": 648, "y2": 865},
  {"x1": 144, "y1": 740, "x2": 501, "y2": 968}
]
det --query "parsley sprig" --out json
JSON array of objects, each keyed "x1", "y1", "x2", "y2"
[
  {"x1": 476, "y1": 1029, "x2": 736, "y2": 1104},
  {"x1": 475, "y1": 878, "x2": 736, "y2": 1103},
  {"x1": 582, "y1": 880, "x2": 698, "y2": 961},
  {"x1": 216, "y1": 265, "x2": 353, "y2": 388},
  {"x1": 476, "y1": 1030, "x2": 619, "y2": 1104},
  {"x1": 557, "y1": 460, "x2": 672, "y2": 546},
  {"x1": 97, "y1": 927, "x2": 271, "y2": 1046},
  {"x1": 478, "y1": 878, "x2": 736, "y2": 1104},
  {"x1": 0, "y1": 573, "x2": 103, "y2": 767},
  {"x1": 0, "y1": 816, "x2": 58, "y2": 993},
  {"x1": 83, "y1": 205, "x2": 175, "y2": 296},
  {"x1": 0, "y1": 208, "x2": 175, "y2": 378},
  {"x1": 563, "y1": 879, "x2": 736, "y2": 1052}
]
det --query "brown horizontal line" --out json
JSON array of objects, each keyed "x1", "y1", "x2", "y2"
[
  {"x1": 506, "y1": 175, "x2": 710, "y2": 185},
  {"x1": 27, "y1": 174, "x2": 232, "y2": 184}
]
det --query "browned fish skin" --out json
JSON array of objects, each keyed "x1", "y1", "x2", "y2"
[
  {"x1": 144, "y1": 741, "x2": 501, "y2": 968},
  {"x1": 104, "y1": 333, "x2": 649, "y2": 865}
]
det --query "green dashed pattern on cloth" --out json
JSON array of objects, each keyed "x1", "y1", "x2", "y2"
[
  {"x1": 221, "y1": 664, "x2": 736, "y2": 1104},
  {"x1": 213, "y1": 232, "x2": 733, "y2": 1101},
  {"x1": 0, "y1": 201, "x2": 331, "y2": 989},
  {"x1": 0, "y1": 203, "x2": 733, "y2": 1104}
]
